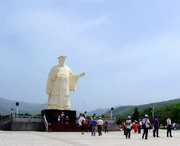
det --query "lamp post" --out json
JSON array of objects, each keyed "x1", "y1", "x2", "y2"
[
  {"x1": 84, "y1": 111, "x2": 87, "y2": 117},
  {"x1": 110, "y1": 107, "x2": 114, "y2": 120},
  {"x1": 16, "y1": 102, "x2": 19, "y2": 117},
  {"x1": 10, "y1": 108, "x2": 14, "y2": 118},
  {"x1": 152, "y1": 104, "x2": 155, "y2": 119}
]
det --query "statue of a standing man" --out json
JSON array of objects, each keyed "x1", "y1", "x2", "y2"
[{"x1": 46, "y1": 56, "x2": 85, "y2": 110}]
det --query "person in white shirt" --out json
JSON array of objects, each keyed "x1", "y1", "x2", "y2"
[
  {"x1": 125, "y1": 116, "x2": 132, "y2": 139},
  {"x1": 78, "y1": 114, "x2": 86, "y2": 135},
  {"x1": 142, "y1": 114, "x2": 151, "y2": 140},
  {"x1": 166, "y1": 118, "x2": 172, "y2": 137},
  {"x1": 97, "y1": 117, "x2": 104, "y2": 136}
]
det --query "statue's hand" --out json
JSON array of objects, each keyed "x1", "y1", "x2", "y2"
[{"x1": 79, "y1": 72, "x2": 85, "y2": 77}]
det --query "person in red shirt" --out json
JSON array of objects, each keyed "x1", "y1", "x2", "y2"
[{"x1": 132, "y1": 121, "x2": 139, "y2": 133}]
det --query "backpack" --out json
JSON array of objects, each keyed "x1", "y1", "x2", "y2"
[{"x1": 142, "y1": 119, "x2": 147, "y2": 129}]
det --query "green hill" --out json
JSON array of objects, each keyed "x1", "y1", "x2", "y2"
[
  {"x1": 109, "y1": 98, "x2": 180, "y2": 117},
  {"x1": 102, "y1": 98, "x2": 180, "y2": 124}
]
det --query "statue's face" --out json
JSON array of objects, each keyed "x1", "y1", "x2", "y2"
[{"x1": 58, "y1": 57, "x2": 65, "y2": 65}]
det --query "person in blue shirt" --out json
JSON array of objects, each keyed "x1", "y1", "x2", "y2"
[
  {"x1": 153, "y1": 116, "x2": 160, "y2": 137},
  {"x1": 90, "y1": 118, "x2": 97, "y2": 136}
]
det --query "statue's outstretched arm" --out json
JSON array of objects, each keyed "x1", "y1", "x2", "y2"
[
  {"x1": 69, "y1": 72, "x2": 85, "y2": 92},
  {"x1": 70, "y1": 72, "x2": 85, "y2": 81}
]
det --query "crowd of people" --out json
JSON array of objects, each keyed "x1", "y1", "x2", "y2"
[
  {"x1": 78, "y1": 113, "x2": 109, "y2": 136},
  {"x1": 78, "y1": 113, "x2": 177, "y2": 140},
  {"x1": 122, "y1": 114, "x2": 176, "y2": 139}
]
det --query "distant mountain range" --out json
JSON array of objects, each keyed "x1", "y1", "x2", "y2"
[
  {"x1": 88, "y1": 108, "x2": 109, "y2": 115},
  {"x1": 0, "y1": 97, "x2": 47, "y2": 115},
  {"x1": 0, "y1": 97, "x2": 180, "y2": 116}
]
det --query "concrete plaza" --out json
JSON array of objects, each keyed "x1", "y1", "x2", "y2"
[{"x1": 0, "y1": 130, "x2": 179, "y2": 146}]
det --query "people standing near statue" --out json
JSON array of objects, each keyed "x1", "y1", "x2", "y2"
[
  {"x1": 122, "y1": 121, "x2": 127, "y2": 136},
  {"x1": 78, "y1": 114, "x2": 86, "y2": 135},
  {"x1": 86, "y1": 117, "x2": 92, "y2": 132},
  {"x1": 138, "y1": 119, "x2": 142, "y2": 134},
  {"x1": 142, "y1": 114, "x2": 151, "y2": 140},
  {"x1": 104, "y1": 120, "x2": 109, "y2": 134},
  {"x1": 132, "y1": 121, "x2": 139, "y2": 133},
  {"x1": 172, "y1": 122, "x2": 176, "y2": 130},
  {"x1": 65, "y1": 115, "x2": 69, "y2": 125},
  {"x1": 57, "y1": 112, "x2": 65, "y2": 124},
  {"x1": 166, "y1": 117, "x2": 173, "y2": 137},
  {"x1": 153, "y1": 116, "x2": 160, "y2": 137},
  {"x1": 90, "y1": 118, "x2": 97, "y2": 136},
  {"x1": 125, "y1": 116, "x2": 132, "y2": 139},
  {"x1": 97, "y1": 117, "x2": 104, "y2": 136}
]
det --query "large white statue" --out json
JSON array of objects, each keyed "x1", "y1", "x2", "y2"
[{"x1": 46, "y1": 56, "x2": 85, "y2": 110}]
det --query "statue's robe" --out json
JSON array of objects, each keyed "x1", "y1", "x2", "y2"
[{"x1": 46, "y1": 64, "x2": 79, "y2": 110}]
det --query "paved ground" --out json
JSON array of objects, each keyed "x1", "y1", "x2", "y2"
[{"x1": 0, "y1": 130, "x2": 179, "y2": 146}]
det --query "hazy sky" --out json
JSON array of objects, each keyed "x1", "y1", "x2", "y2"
[{"x1": 0, "y1": 0, "x2": 180, "y2": 111}]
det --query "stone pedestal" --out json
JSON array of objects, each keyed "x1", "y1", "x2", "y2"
[{"x1": 41, "y1": 109, "x2": 79, "y2": 132}]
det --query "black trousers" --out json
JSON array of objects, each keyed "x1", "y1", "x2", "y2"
[
  {"x1": 97, "y1": 126, "x2": 102, "y2": 136},
  {"x1": 104, "y1": 126, "x2": 108, "y2": 133},
  {"x1": 126, "y1": 128, "x2": 131, "y2": 139},
  {"x1": 142, "y1": 128, "x2": 148, "y2": 139},
  {"x1": 167, "y1": 125, "x2": 172, "y2": 137},
  {"x1": 91, "y1": 126, "x2": 96, "y2": 136},
  {"x1": 153, "y1": 128, "x2": 159, "y2": 137}
]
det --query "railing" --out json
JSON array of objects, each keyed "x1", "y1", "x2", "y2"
[
  {"x1": 0, "y1": 114, "x2": 12, "y2": 130},
  {"x1": 43, "y1": 114, "x2": 48, "y2": 131},
  {"x1": 0, "y1": 114, "x2": 12, "y2": 122},
  {"x1": 15, "y1": 114, "x2": 41, "y2": 119},
  {"x1": 12, "y1": 114, "x2": 42, "y2": 123}
]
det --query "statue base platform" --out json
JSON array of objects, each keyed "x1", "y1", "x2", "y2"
[{"x1": 41, "y1": 109, "x2": 79, "y2": 132}]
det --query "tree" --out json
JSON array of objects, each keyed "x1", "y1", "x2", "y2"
[
  {"x1": 132, "y1": 107, "x2": 140, "y2": 122},
  {"x1": 116, "y1": 115, "x2": 126, "y2": 125}
]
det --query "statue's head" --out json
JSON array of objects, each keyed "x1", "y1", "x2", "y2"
[{"x1": 58, "y1": 56, "x2": 66, "y2": 66}]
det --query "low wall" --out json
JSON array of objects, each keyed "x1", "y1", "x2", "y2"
[
  {"x1": 0, "y1": 120, "x2": 12, "y2": 130},
  {"x1": 11, "y1": 121, "x2": 44, "y2": 131},
  {"x1": 11, "y1": 117, "x2": 45, "y2": 131},
  {"x1": 0, "y1": 115, "x2": 12, "y2": 130}
]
